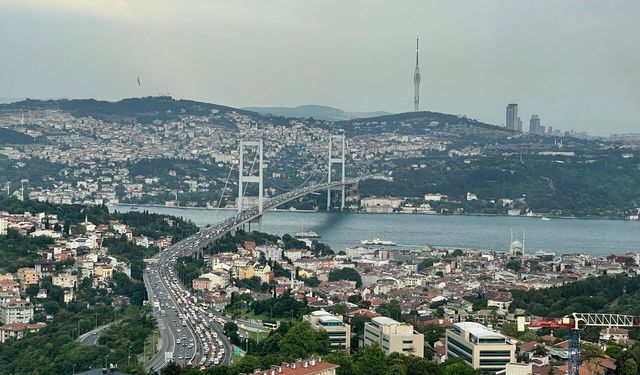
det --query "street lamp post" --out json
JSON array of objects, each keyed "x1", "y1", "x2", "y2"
[{"x1": 105, "y1": 354, "x2": 109, "y2": 369}]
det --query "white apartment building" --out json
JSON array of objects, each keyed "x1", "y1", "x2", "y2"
[
  {"x1": 446, "y1": 322, "x2": 515, "y2": 373},
  {"x1": 363, "y1": 316, "x2": 424, "y2": 357},
  {"x1": 0, "y1": 217, "x2": 7, "y2": 235},
  {"x1": 303, "y1": 310, "x2": 351, "y2": 351},
  {"x1": 0, "y1": 299, "x2": 34, "y2": 324}
]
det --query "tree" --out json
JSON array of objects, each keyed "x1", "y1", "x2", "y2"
[
  {"x1": 377, "y1": 300, "x2": 402, "y2": 321},
  {"x1": 328, "y1": 268, "x2": 362, "y2": 288},
  {"x1": 623, "y1": 358, "x2": 638, "y2": 375},
  {"x1": 278, "y1": 322, "x2": 330, "y2": 359},
  {"x1": 505, "y1": 260, "x2": 522, "y2": 272},
  {"x1": 441, "y1": 360, "x2": 476, "y2": 375},
  {"x1": 332, "y1": 304, "x2": 348, "y2": 316},
  {"x1": 224, "y1": 322, "x2": 241, "y2": 346},
  {"x1": 353, "y1": 344, "x2": 389, "y2": 375},
  {"x1": 419, "y1": 323, "x2": 445, "y2": 346}
]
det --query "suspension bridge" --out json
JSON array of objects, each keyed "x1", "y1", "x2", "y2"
[{"x1": 145, "y1": 134, "x2": 383, "y2": 371}]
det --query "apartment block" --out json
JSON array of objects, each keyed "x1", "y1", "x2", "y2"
[
  {"x1": 446, "y1": 322, "x2": 515, "y2": 373},
  {"x1": 303, "y1": 310, "x2": 351, "y2": 351},
  {"x1": 363, "y1": 316, "x2": 424, "y2": 357},
  {"x1": 0, "y1": 299, "x2": 34, "y2": 324}
]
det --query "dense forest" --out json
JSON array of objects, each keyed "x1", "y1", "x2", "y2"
[
  {"x1": 510, "y1": 274, "x2": 640, "y2": 317},
  {"x1": 359, "y1": 153, "x2": 640, "y2": 217},
  {"x1": 0, "y1": 128, "x2": 34, "y2": 144}
]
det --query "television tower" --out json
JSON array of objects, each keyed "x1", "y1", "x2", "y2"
[{"x1": 413, "y1": 35, "x2": 421, "y2": 112}]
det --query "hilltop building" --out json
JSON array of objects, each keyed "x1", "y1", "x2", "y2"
[{"x1": 506, "y1": 104, "x2": 518, "y2": 131}]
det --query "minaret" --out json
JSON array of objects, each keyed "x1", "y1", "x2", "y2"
[{"x1": 413, "y1": 35, "x2": 421, "y2": 112}]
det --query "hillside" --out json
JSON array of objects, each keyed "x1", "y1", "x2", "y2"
[
  {"x1": 0, "y1": 128, "x2": 35, "y2": 144},
  {"x1": 0, "y1": 96, "x2": 253, "y2": 125},
  {"x1": 337, "y1": 110, "x2": 512, "y2": 137}
]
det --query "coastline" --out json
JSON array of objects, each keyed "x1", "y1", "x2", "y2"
[{"x1": 108, "y1": 203, "x2": 636, "y2": 221}]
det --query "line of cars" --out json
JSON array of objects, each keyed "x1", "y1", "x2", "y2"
[
  {"x1": 145, "y1": 178, "x2": 374, "y2": 369},
  {"x1": 157, "y1": 255, "x2": 226, "y2": 369}
]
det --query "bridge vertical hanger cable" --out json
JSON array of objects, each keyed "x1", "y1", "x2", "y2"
[
  {"x1": 214, "y1": 144, "x2": 241, "y2": 221},
  {"x1": 242, "y1": 145, "x2": 260, "y2": 199}
]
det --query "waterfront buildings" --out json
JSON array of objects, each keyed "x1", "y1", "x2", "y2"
[
  {"x1": 303, "y1": 310, "x2": 351, "y2": 351},
  {"x1": 363, "y1": 316, "x2": 425, "y2": 357},
  {"x1": 445, "y1": 322, "x2": 515, "y2": 372}
]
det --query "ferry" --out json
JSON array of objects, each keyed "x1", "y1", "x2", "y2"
[
  {"x1": 295, "y1": 231, "x2": 320, "y2": 239},
  {"x1": 361, "y1": 238, "x2": 396, "y2": 246}
]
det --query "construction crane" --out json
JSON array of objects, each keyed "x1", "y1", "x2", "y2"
[{"x1": 518, "y1": 313, "x2": 640, "y2": 375}]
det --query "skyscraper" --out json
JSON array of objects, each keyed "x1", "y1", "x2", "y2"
[
  {"x1": 413, "y1": 36, "x2": 421, "y2": 112},
  {"x1": 506, "y1": 104, "x2": 518, "y2": 130},
  {"x1": 529, "y1": 115, "x2": 540, "y2": 135}
]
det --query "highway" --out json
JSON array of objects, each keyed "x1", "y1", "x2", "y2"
[
  {"x1": 143, "y1": 175, "x2": 377, "y2": 370},
  {"x1": 76, "y1": 321, "x2": 119, "y2": 346}
]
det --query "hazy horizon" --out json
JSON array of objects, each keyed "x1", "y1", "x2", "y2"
[{"x1": 1, "y1": 0, "x2": 639, "y2": 135}]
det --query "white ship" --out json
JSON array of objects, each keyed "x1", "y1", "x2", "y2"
[
  {"x1": 360, "y1": 238, "x2": 396, "y2": 246},
  {"x1": 295, "y1": 231, "x2": 320, "y2": 239}
]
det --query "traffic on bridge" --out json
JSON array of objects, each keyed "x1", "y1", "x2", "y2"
[{"x1": 144, "y1": 138, "x2": 381, "y2": 371}]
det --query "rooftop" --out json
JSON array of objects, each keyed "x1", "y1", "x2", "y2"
[
  {"x1": 371, "y1": 316, "x2": 402, "y2": 326},
  {"x1": 454, "y1": 322, "x2": 506, "y2": 339}
]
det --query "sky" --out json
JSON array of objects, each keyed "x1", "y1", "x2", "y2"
[{"x1": 0, "y1": 0, "x2": 639, "y2": 135}]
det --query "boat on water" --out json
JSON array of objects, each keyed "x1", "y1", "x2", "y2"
[
  {"x1": 130, "y1": 206, "x2": 139, "y2": 210},
  {"x1": 360, "y1": 238, "x2": 397, "y2": 246},
  {"x1": 295, "y1": 231, "x2": 320, "y2": 239},
  {"x1": 541, "y1": 217, "x2": 551, "y2": 221}
]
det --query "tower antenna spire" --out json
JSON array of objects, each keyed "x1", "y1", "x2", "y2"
[{"x1": 413, "y1": 35, "x2": 421, "y2": 112}]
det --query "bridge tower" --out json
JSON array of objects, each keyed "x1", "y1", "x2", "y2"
[
  {"x1": 327, "y1": 134, "x2": 346, "y2": 211},
  {"x1": 238, "y1": 139, "x2": 264, "y2": 231}
]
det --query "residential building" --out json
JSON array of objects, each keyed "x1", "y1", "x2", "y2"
[
  {"x1": 599, "y1": 327, "x2": 630, "y2": 345},
  {"x1": 0, "y1": 217, "x2": 7, "y2": 235},
  {"x1": 16, "y1": 268, "x2": 38, "y2": 290},
  {"x1": 506, "y1": 104, "x2": 518, "y2": 131},
  {"x1": 363, "y1": 316, "x2": 424, "y2": 357},
  {"x1": 0, "y1": 322, "x2": 46, "y2": 343},
  {"x1": 0, "y1": 299, "x2": 34, "y2": 324},
  {"x1": 303, "y1": 310, "x2": 351, "y2": 351},
  {"x1": 252, "y1": 358, "x2": 339, "y2": 375},
  {"x1": 192, "y1": 277, "x2": 212, "y2": 291},
  {"x1": 446, "y1": 322, "x2": 515, "y2": 373},
  {"x1": 254, "y1": 264, "x2": 273, "y2": 284}
]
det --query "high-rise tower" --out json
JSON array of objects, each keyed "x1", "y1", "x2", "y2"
[
  {"x1": 413, "y1": 36, "x2": 421, "y2": 112},
  {"x1": 506, "y1": 103, "x2": 518, "y2": 130}
]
